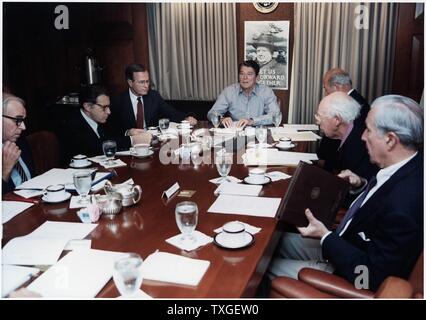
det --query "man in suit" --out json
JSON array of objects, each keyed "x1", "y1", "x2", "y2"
[
  {"x1": 108, "y1": 64, "x2": 197, "y2": 136},
  {"x1": 2, "y1": 94, "x2": 34, "y2": 194},
  {"x1": 64, "y1": 85, "x2": 151, "y2": 160},
  {"x1": 315, "y1": 92, "x2": 378, "y2": 180},
  {"x1": 318, "y1": 68, "x2": 373, "y2": 176},
  {"x1": 268, "y1": 95, "x2": 423, "y2": 291}
]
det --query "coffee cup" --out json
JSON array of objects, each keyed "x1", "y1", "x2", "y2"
[
  {"x1": 222, "y1": 221, "x2": 246, "y2": 246},
  {"x1": 248, "y1": 168, "x2": 266, "y2": 184},
  {"x1": 279, "y1": 137, "x2": 292, "y2": 148},
  {"x1": 130, "y1": 144, "x2": 150, "y2": 156},
  {"x1": 71, "y1": 154, "x2": 88, "y2": 167},
  {"x1": 43, "y1": 184, "x2": 67, "y2": 201}
]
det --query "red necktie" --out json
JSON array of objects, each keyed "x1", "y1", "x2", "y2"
[{"x1": 136, "y1": 97, "x2": 144, "y2": 129}]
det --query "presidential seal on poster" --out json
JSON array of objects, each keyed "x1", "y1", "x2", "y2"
[{"x1": 245, "y1": 21, "x2": 289, "y2": 90}]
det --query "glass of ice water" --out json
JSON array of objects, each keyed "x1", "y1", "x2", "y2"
[
  {"x1": 255, "y1": 126, "x2": 267, "y2": 145},
  {"x1": 73, "y1": 171, "x2": 93, "y2": 204},
  {"x1": 272, "y1": 111, "x2": 282, "y2": 127},
  {"x1": 175, "y1": 201, "x2": 199, "y2": 243},
  {"x1": 159, "y1": 118, "x2": 170, "y2": 134},
  {"x1": 215, "y1": 150, "x2": 232, "y2": 183},
  {"x1": 102, "y1": 140, "x2": 117, "y2": 165},
  {"x1": 210, "y1": 112, "x2": 221, "y2": 129},
  {"x1": 113, "y1": 253, "x2": 143, "y2": 298}
]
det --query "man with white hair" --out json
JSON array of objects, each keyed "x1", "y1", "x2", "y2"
[
  {"x1": 268, "y1": 94, "x2": 423, "y2": 292},
  {"x1": 315, "y1": 92, "x2": 377, "y2": 179},
  {"x1": 2, "y1": 94, "x2": 34, "y2": 194}
]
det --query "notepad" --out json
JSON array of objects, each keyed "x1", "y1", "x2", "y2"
[
  {"x1": 214, "y1": 182, "x2": 262, "y2": 197},
  {"x1": 2, "y1": 265, "x2": 40, "y2": 297},
  {"x1": 2, "y1": 201, "x2": 34, "y2": 224}
]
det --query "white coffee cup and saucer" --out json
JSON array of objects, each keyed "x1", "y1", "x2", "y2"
[
  {"x1": 70, "y1": 155, "x2": 92, "y2": 168},
  {"x1": 276, "y1": 137, "x2": 295, "y2": 150},
  {"x1": 130, "y1": 144, "x2": 154, "y2": 158},
  {"x1": 214, "y1": 221, "x2": 255, "y2": 250},
  {"x1": 42, "y1": 184, "x2": 71, "y2": 203},
  {"x1": 177, "y1": 120, "x2": 193, "y2": 130},
  {"x1": 244, "y1": 168, "x2": 271, "y2": 185}
]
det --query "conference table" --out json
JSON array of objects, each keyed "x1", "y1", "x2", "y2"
[{"x1": 3, "y1": 122, "x2": 309, "y2": 298}]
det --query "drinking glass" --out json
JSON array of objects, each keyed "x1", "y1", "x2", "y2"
[
  {"x1": 113, "y1": 253, "x2": 143, "y2": 297},
  {"x1": 102, "y1": 140, "x2": 117, "y2": 165},
  {"x1": 175, "y1": 201, "x2": 199, "y2": 243},
  {"x1": 210, "y1": 112, "x2": 221, "y2": 129},
  {"x1": 159, "y1": 118, "x2": 170, "y2": 134},
  {"x1": 73, "y1": 171, "x2": 93, "y2": 204},
  {"x1": 215, "y1": 151, "x2": 233, "y2": 183},
  {"x1": 272, "y1": 111, "x2": 282, "y2": 127},
  {"x1": 255, "y1": 126, "x2": 267, "y2": 145}
]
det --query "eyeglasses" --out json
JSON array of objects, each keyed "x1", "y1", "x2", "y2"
[
  {"x1": 239, "y1": 72, "x2": 256, "y2": 78},
  {"x1": 94, "y1": 103, "x2": 111, "y2": 111},
  {"x1": 2, "y1": 115, "x2": 26, "y2": 126},
  {"x1": 133, "y1": 80, "x2": 150, "y2": 85}
]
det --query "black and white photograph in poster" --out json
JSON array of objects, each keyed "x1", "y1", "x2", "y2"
[{"x1": 245, "y1": 21, "x2": 290, "y2": 90}]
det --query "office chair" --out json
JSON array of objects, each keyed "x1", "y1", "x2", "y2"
[{"x1": 26, "y1": 131, "x2": 61, "y2": 176}]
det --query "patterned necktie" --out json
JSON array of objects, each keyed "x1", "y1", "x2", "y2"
[
  {"x1": 15, "y1": 160, "x2": 28, "y2": 184},
  {"x1": 136, "y1": 97, "x2": 144, "y2": 129},
  {"x1": 336, "y1": 176, "x2": 377, "y2": 234},
  {"x1": 97, "y1": 125, "x2": 105, "y2": 140}
]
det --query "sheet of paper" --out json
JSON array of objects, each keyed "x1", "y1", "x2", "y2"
[
  {"x1": 2, "y1": 237, "x2": 69, "y2": 266},
  {"x1": 265, "y1": 171, "x2": 292, "y2": 182},
  {"x1": 27, "y1": 221, "x2": 98, "y2": 240},
  {"x1": 27, "y1": 249, "x2": 126, "y2": 298},
  {"x1": 88, "y1": 155, "x2": 107, "y2": 164},
  {"x1": 214, "y1": 182, "x2": 262, "y2": 197},
  {"x1": 100, "y1": 159, "x2": 127, "y2": 169},
  {"x1": 2, "y1": 265, "x2": 40, "y2": 297},
  {"x1": 14, "y1": 189, "x2": 43, "y2": 199},
  {"x1": 141, "y1": 251, "x2": 210, "y2": 286},
  {"x1": 268, "y1": 127, "x2": 298, "y2": 135},
  {"x1": 242, "y1": 149, "x2": 318, "y2": 166},
  {"x1": 282, "y1": 124, "x2": 319, "y2": 131},
  {"x1": 2, "y1": 201, "x2": 34, "y2": 224},
  {"x1": 64, "y1": 239, "x2": 92, "y2": 251},
  {"x1": 271, "y1": 131, "x2": 322, "y2": 142},
  {"x1": 208, "y1": 194, "x2": 281, "y2": 218}
]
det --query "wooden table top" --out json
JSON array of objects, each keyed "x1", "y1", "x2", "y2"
[{"x1": 3, "y1": 124, "x2": 306, "y2": 298}]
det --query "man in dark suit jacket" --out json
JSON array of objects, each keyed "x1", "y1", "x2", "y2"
[
  {"x1": 2, "y1": 94, "x2": 34, "y2": 194},
  {"x1": 268, "y1": 95, "x2": 423, "y2": 291},
  {"x1": 317, "y1": 68, "x2": 377, "y2": 180},
  {"x1": 63, "y1": 85, "x2": 151, "y2": 161},
  {"x1": 108, "y1": 64, "x2": 197, "y2": 136}
]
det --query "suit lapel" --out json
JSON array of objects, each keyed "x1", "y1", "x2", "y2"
[{"x1": 124, "y1": 91, "x2": 137, "y2": 127}]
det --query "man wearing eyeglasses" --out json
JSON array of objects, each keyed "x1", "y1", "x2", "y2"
[
  {"x1": 108, "y1": 64, "x2": 197, "y2": 136},
  {"x1": 2, "y1": 94, "x2": 34, "y2": 194},
  {"x1": 63, "y1": 85, "x2": 151, "y2": 160}
]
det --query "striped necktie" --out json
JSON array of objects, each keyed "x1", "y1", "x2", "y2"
[
  {"x1": 136, "y1": 97, "x2": 144, "y2": 129},
  {"x1": 15, "y1": 160, "x2": 28, "y2": 183}
]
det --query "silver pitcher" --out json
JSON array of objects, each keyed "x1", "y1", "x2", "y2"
[{"x1": 104, "y1": 181, "x2": 142, "y2": 207}]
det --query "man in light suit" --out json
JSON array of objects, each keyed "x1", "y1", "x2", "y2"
[
  {"x1": 108, "y1": 64, "x2": 197, "y2": 136},
  {"x1": 268, "y1": 95, "x2": 423, "y2": 291},
  {"x1": 63, "y1": 85, "x2": 151, "y2": 160},
  {"x1": 2, "y1": 94, "x2": 34, "y2": 194}
]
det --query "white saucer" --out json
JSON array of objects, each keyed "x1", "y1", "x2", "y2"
[
  {"x1": 244, "y1": 176, "x2": 271, "y2": 185},
  {"x1": 69, "y1": 161, "x2": 92, "y2": 168},
  {"x1": 177, "y1": 124, "x2": 194, "y2": 129},
  {"x1": 247, "y1": 142, "x2": 272, "y2": 148},
  {"x1": 214, "y1": 231, "x2": 255, "y2": 250},
  {"x1": 276, "y1": 143, "x2": 296, "y2": 150},
  {"x1": 131, "y1": 150, "x2": 154, "y2": 158},
  {"x1": 42, "y1": 192, "x2": 72, "y2": 203}
]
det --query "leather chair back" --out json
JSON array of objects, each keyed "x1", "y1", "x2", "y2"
[{"x1": 26, "y1": 131, "x2": 61, "y2": 176}]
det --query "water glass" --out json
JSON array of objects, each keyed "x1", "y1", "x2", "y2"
[
  {"x1": 255, "y1": 126, "x2": 267, "y2": 145},
  {"x1": 159, "y1": 118, "x2": 170, "y2": 134},
  {"x1": 113, "y1": 253, "x2": 143, "y2": 297},
  {"x1": 272, "y1": 111, "x2": 282, "y2": 127},
  {"x1": 175, "y1": 201, "x2": 199, "y2": 243},
  {"x1": 210, "y1": 112, "x2": 221, "y2": 129},
  {"x1": 73, "y1": 171, "x2": 93, "y2": 204},
  {"x1": 215, "y1": 151, "x2": 232, "y2": 183},
  {"x1": 102, "y1": 140, "x2": 117, "y2": 164}
]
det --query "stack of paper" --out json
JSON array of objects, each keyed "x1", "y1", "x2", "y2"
[
  {"x1": 27, "y1": 249, "x2": 125, "y2": 298},
  {"x1": 214, "y1": 182, "x2": 262, "y2": 196},
  {"x1": 141, "y1": 251, "x2": 210, "y2": 286},
  {"x1": 2, "y1": 265, "x2": 40, "y2": 298},
  {"x1": 282, "y1": 124, "x2": 319, "y2": 131},
  {"x1": 271, "y1": 131, "x2": 322, "y2": 142},
  {"x1": 242, "y1": 148, "x2": 318, "y2": 166},
  {"x1": 2, "y1": 201, "x2": 34, "y2": 224},
  {"x1": 208, "y1": 194, "x2": 281, "y2": 218}
]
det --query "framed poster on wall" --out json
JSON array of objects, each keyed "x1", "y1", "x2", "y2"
[{"x1": 245, "y1": 21, "x2": 290, "y2": 90}]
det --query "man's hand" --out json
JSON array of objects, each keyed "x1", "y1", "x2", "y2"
[
  {"x1": 338, "y1": 169, "x2": 365, "y2": 188},
  {"x1": 236, "y1": 118, "x2": 253, "y2": 128},
  {"x1": 185, "y1": 116, "x2": 197, "y2": 126},
  {"x1": 221, "y1": 117, "x2": 234, "y2": 128},
  {"x1": 297, "y1": 209, "x2": 329, "y2": 239},
  {"x1": 127, "y1": 128, "x2": 146, "y2": 136},
  {"x1": 2, "y1": 141, "x2": 21, "y2": 182},
  {"x1": 131, "y1": 132, "x2": 152, "y2": 145}
]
